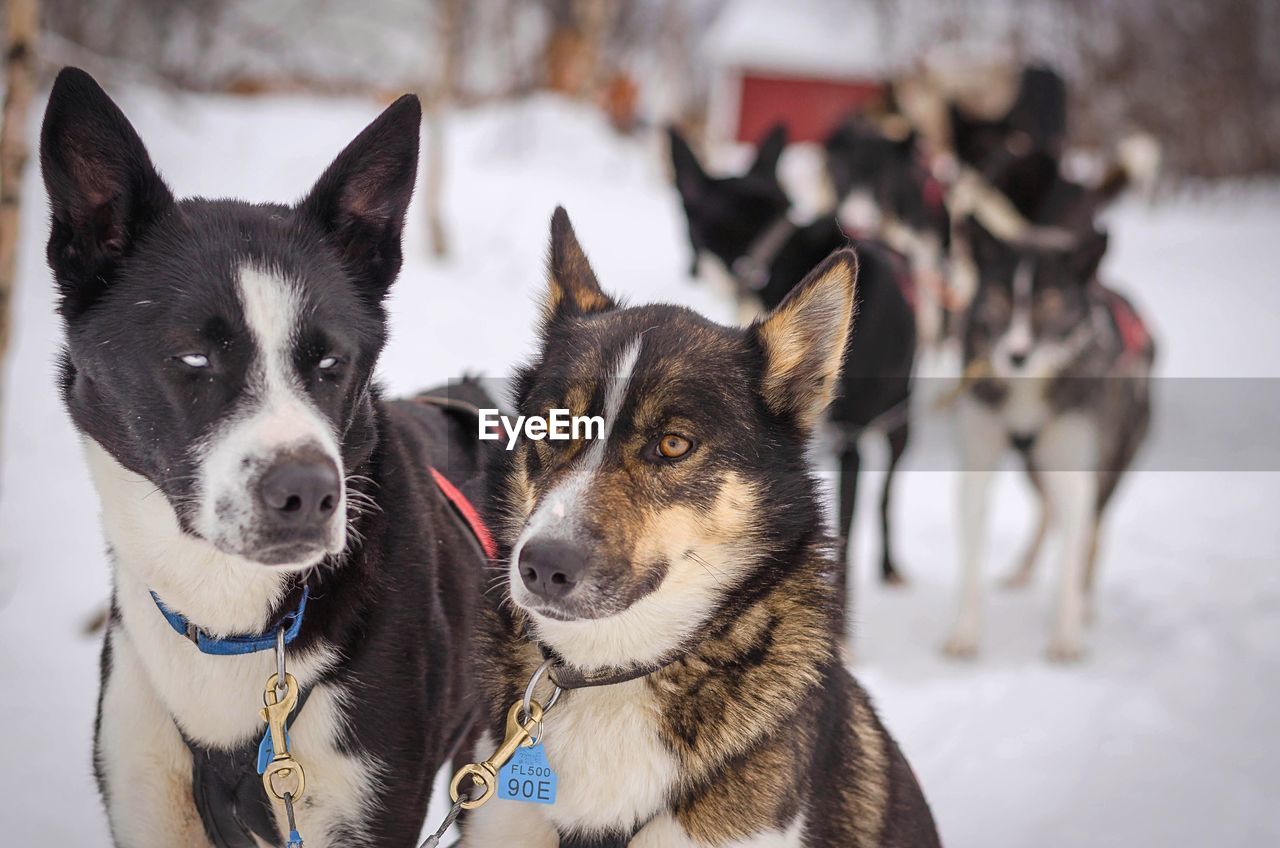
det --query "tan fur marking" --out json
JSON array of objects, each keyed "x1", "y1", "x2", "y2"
[
  {"x1": 655, "y1": 565, "x2": 833, "y2": 782},
  {"x1": 676, "y1": 729, "x2": 804, "y2": 843},
  {"x1": 847, "y1": 695, "x2": 890, "y2": 848},
  {"x1": 757, "y1": 255, "x2": 857, "y2": 429},
  {"x1": 630, "y1": 473, "x2": 759, "y2": 589},
  {"x1": 541, "y1": 279, "x2": 613, "y2": 326}
]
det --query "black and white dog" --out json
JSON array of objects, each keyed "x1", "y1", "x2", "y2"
[
  {"x1": 43, "y1": 68, "x2": 488, "y2": 846},
  {"x1": 944, "y1": 220, "x2": 1154, "y2": 661},
  {"x1": 824, "y1": 114, "x2": 952, "y2": 345},
  {"x1": 668, "y1": 125, "x2": 917, "y2": 620}
]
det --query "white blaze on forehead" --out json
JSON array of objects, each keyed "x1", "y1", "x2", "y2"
[
  {"x1": 512, "y1": 336, "x2": 642, "y2": 558},
  {"x1": 193, "y1": 264, "x2": 345, "y2": 563},
  {"x1": 239, "y1": 265, "x2": 303, "y2": 400},
  {"x1": 233, "y1": 265, "x2": 340, "y2": 453}
]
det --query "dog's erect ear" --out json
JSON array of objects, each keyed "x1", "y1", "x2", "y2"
[
  {"x1": 542, "y1": 206, "x2": 615, "y2": 327},
  {"x1": 1070, "y1": 228, "x2": 1109, "y2": 281},
  {"x1": 40, "y1": 67, "x2": 175, "y2": 319},
  {"x1": 300, "y1": 94, "x2": 421, "y2": 299},
  {"x1": 753, "y1": 249, "x2": 857, "y2": 429},
  {"x1": 748, "y1": 123, "x2": 787, "y2": 179},
  {"x1": 668, "y1": 126, "x2": 707, "y2": 203}
]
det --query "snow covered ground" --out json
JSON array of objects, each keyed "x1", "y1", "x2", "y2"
[{"x1": 0, "y1": 87, "x2": 1276, "y2": 846}]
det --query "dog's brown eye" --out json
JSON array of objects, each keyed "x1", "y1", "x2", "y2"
[{"x1": 657, "y1": 434, "x2": 692, "y2": 459}]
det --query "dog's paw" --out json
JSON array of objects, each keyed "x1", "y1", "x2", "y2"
[
  {"x1": 942, "y1": 632, "x2": 979, "y2": 659},
  {"x1": 1046, "y1": 638, "x2": 1087, "y2": 664}
]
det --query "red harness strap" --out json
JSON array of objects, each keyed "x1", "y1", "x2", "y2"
[
  {"x1": 922, "y1": 171, "x2": 947, "y2": 214},
  {"x1": 430, "y1": 467, "x2": 497, "y2": 560},
  {"x1": 1102, "y1": 288, "x2": 1149, "y2": 356}
]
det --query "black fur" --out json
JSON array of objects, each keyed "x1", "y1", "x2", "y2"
[
  {"x1": 668, "y1": 124, "x2": 917, "y2": 624},
  {"x1": 947, "y1": 64, "x2": 1137, "y2": 233},
  {"x1": 43, "y1": 68, "x2": 488, "y2": 846},
  {"x1": 949, "y1": 64, "x2": 1068, "y2": 175},
  {"x1": 824, "y1": 115, "x2": 950, "y2": 250}
]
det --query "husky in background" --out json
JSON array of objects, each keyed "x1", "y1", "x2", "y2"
[
  {"x1": 43, "y1": 68, "x2": 487, "y2": 846},
  {"x1": 668, "y1": 124, "x2": 917, "y2": 620},
  {"x1": 888, "y1": 61, "x2": 1068, "y2": 173},
  {"x1": 824, "y1": 114, "x2": 952, "y2": 346},
  {"x1": 465, "y1": 207, "x2": 940, "y2": 847},
  {"x1": 944, "y1": 219, "x2": 1154, "y2": 661}
]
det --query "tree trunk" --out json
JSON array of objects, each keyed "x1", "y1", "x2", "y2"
[
  {"x1": 0, "y1": 0, "x2": 40, "y2": 458},
  {"x1": 424, "y1": 0, "x2": 462, "y2": 259}
]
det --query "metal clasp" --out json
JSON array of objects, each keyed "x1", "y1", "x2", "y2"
[
  {"x1": 260, "y1": 671, "x2": 306, "y2": 801},
  {"x1": 448, "y1": 699, "x2": 544, "y2": 809}
]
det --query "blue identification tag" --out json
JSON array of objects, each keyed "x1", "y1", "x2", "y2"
[
  {"x1": 497, "y1": 742, "x2": 557, "y2": 805},
  {"x1": 256, "y1": 727, "x2": 290, "y2": 774}
]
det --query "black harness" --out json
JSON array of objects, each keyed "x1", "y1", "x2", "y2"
[{"x1": 184, "y1": 686, "x2": 313, "y2": 848}]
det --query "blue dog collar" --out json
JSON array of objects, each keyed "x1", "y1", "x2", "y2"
[{"x1": 150, "y1": 587, "x2": 310, "y2": 656}]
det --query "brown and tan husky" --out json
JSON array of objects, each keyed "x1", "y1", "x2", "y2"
[{"x1": 461, "y1": 208, "x2": 940, "y2": 847}]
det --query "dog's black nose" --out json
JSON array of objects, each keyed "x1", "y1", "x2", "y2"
[
  {"x1": 1009, "y1": 350, "x2": 1029, "y2": 368},
  {"x1": 259, "y1": 456, "x2": 341, "y2": 527},
  {"x1": 519, "y1": 538, "x2": 588, "y2": 601}
]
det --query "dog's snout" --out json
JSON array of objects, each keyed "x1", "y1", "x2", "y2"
[
  {"x1": 519, "y1": 538, "x2": 589, "y2": 601},
  {"x1": 1008, "y1": 350, "x2": 1029, "y2": 368},
  {"x1": 259, "y1": 455, "x2": 340, "y2": 528}
]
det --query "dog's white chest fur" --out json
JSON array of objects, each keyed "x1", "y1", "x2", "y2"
[
  {"x1": 461, "y1": 681, "x2": 806, "y2": 848},
  {"x1": 541, "y1": 680, "x2": 678, "y2": 832},
  {"x1": 462, "y1": 680, "x2": 679, "y2": 844},
  {"x1": 87, "y1": 441, "x2": 379, "y2": 846}
]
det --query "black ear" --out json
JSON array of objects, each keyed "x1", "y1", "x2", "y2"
[
  {"x1": 749, "y1": 123, "x2": 787, "y2": 179},
  {"x1": 299, "y1": 94, "x2": 421, "y2": 299},
  {"x1": 40, "y1": 67, "x2": 175, "y2": 318},
  {"x1": 668, "y1": 125, "x2": 707, "y2": 203},
  {"x1": 541, "y1": 206, "x2": 615, "y2": 328},
  {"x1": 753, "y1": 249, "x2": 857, "y2": 430},
  {"x1": 1071, "y1": 228, "x2": 1109, "y2": 280}
]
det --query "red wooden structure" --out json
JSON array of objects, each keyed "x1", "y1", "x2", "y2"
[
  {"x1": 704, "y1": 0, "x2": 897, "y2": 149},
  {"x1": 735, "y1": 72, "x2": 885, "y2": 143}
]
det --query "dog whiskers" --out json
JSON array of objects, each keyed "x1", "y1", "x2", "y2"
[{"x1": 685, "y1": 550, "x2": 725, "y2": 587}]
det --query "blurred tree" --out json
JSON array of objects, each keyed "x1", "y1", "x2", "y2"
[
  {"x1": 424, "y1": 0, "x2": 465, "y2": 258},
  {"x1": 1072, "y1": 0, "x2": 1280, "y2": 178},
  {"x1": 0, "y1": 0, "x2": 39, "y2": 465}
]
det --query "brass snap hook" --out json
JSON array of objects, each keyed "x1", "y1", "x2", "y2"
[
  {"x1": 260, "y1": 671, "x2": 306, "y2": 801},
  {"x1": 448, "y1": 699, "x2": 544, "y2": 809}
]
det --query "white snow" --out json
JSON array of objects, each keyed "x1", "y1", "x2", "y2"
[
  {"x1": 0, "y1": 86, "x2": 1277, "y2": 846},
  {"x1": 705, "y1": 0, "x2": 903, "y2": 79}
]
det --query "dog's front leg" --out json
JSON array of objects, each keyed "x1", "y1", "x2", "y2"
[
  {"x1": 945, "y1": 399, "x2": 1005, "y2": 658},
  {"x1": 97, "y1": 627, "x2": 211, "y2": 847},
  {"x1": 1035, "y1": 414, "x2": 1099, "y2": 662}
]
